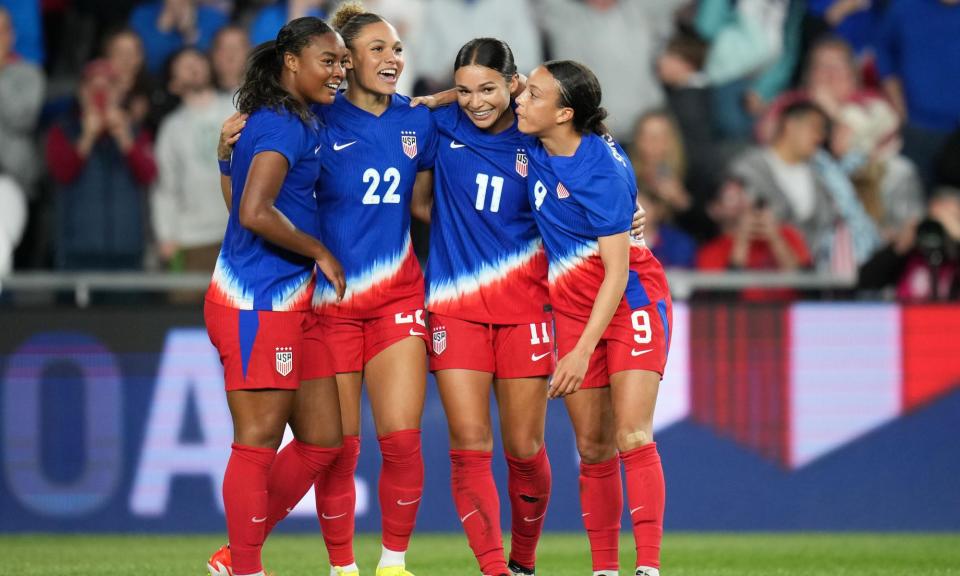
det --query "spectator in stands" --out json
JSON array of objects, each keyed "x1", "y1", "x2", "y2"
[
  {"x1": 248, "y1": 0, "x2": 331, "y2": 46},
  {"x1": 210, "y1": 24, "x2": 248, "y2": 95},
  {"x1": 46, "y1": 59, "x2": 157, "y2": 270},
  {"x1": 413, "y1": 0, "x2": 538, "y2": 96},
  {"x1": 0, "y1": 166, "x2": 26, "y2": 276},
  {"x1": 831, "y1": 99, "x2": 924, "y2": 242},
  {"x1": 859, "y1": 186, "x2": 960, "y2": 301},
  {"x1": 639, "y1": 190, "x2": 696, "y2": 269},
  {"x1": 0, "y1": 0, "x2": 42, "y2": 64},
  {"x1": 129, "y1": 0, "x2": 228, "y2": 73},
  {"x1": 102, "y1": 28, "x2": 154, "y2": 126},
  {"x1": 151, "y1": 47, "x2": 231, "y2": 281},
  {"x1": 698, "y1": 175, "x2": 812, "y2": 300},
  {"x1": 539, "y1": 0, "x2": 687, "y2": 140},
  {"x1": 0, "y1": 6, "x2": 44, "y2": 198},
  {"x1": 875, "y1": 0, "x2": 960, "y2": 190},
  {"x1": 629, "y1": 109, "x2": 717, "y2": 242},
  {"x1": 730, "y1": 100, "x2": 839, "y2": 267}
]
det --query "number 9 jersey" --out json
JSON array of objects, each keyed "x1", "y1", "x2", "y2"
[{"x1": 311, "y1": 93, "x2": 438, "y2": 318}]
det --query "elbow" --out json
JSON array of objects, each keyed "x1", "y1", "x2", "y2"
[{"x1": 238, "y1": 205, "x2": 262, "y2": 233}]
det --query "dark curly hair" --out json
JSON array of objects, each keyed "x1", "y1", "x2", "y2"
[{"x1": 235, "y1": 17, "x2": 335, "y2": 121}]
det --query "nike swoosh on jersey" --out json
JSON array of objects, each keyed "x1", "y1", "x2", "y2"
[
  {"x1": 314, "y1": 145, "x2": 321, "y2": 154},
  {"x1": 449, "y1": 141, "x2": 466, "y2": 149},
  {"x1": 531, "y1": 352, "x2": 551, "y2": 362},
  {"x1": 631, "y1": 348, "x2": 653, "y2": 357},
  {"x1": 333, "y1": 141, "x2": 358, "y2": 151}
]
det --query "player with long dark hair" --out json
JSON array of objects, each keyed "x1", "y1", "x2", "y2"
[
  {"x1": 516, "y1": 61, "x2": 672, "y2": 576},
  {"x1": 203, "y1": 17, "x2": 347, "y2": 576}
]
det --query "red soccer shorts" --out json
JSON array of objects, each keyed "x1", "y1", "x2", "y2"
[
  {"x1": 204, "y1": 300, "x2": 307, "y2": 391},
  {"x1": 428, "y1": 313, "x2": 555, "y2": 379},
  {"x1": 555, "y1": 297, "x2": 672, "y2": 389},
  {"x1": 303, "y1": 309, "x2": 430, "y2": 376}
]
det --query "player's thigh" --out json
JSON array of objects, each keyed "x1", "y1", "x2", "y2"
[
  {"x1": 227, "y1": 389, "x2": 296, "y2": 448},
  {"x1": 563, "y1": 387, "x2": 616, "y2": 464},
  {"x1": 494, "y1": 376, "x2": 548, "y2": 459},
  {"x1": 290, "y1": 376, "x2": 343, "y2": 448},
  {"x1": 364, "y1": 336, "x2": 427, "y2": 436},
  {"x1": 436, "y1": 369, "x2": 495, "y2": 451},
  {"x1": 609, "y1": 369, "x2": 660, "y2": 452},
  {"x1": 336, "y1": 371, "x2": 364, "y2": 437}
]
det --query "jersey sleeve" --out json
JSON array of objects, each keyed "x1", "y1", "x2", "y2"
[
  {"x1": 417, "y1": 112, "x2": 439, "y2": 171},
  {"x1": 430, "y1": 104, "x2": 459, "y2": 132},
  {"x1": 577, "y1": 171, "x2": 635, "y2": 237},
  {"x1": 252, "y1": 111, "x2": 305, "y2": 168}
]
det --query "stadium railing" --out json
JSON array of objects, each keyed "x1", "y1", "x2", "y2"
[{"x1": 0, "y1": 270, "x2": 856, "y2": 307}]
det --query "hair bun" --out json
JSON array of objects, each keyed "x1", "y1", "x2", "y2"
[
  {"x1": 585, "y1": 106, "x2": 609, "y2": 134},
  {"x1": 333, "y1": 1, "x2": 367, "y2": 31}
]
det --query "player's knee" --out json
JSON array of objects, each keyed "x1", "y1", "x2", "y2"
[
  {"x1": 235, "y1": 421, "x2": 286, "y2": 449},
  {"x1": 616, "y1": 426, "x2": 653, "y2": 452},
  {"x1": 449, "y1": 423, "x2": 493, "y2": 452},
  {"x1": 575, "y1": 436, "x2": 617, "y2": 464},
  {"x1": 502, "y1": 434, "x2": 543, "y2": 460}
]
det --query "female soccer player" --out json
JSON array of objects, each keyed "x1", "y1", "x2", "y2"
[
  {"x1": 417, "y1": 38, "x2": 553, "y2": 576},
  {"x1": 516, "y1": 61, "x2": 672, "y2": 576},
  {"x1": 204, "y1": 17, "x2": 347, "y2": 576},
  {"x1": 304, "y1": 4, "x2": 437, "y2": 576}
]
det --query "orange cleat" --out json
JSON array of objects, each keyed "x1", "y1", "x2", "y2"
[{"x1": 207, "y1": 544, "x2": 232, "y2": 576}]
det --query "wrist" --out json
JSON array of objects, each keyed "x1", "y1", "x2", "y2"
[{"x1": 218, "y1": 159, "x2": 231, "y2": 176}]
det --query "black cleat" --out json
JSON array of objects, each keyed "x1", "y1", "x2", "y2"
[{"x1": 507, "y1": 560, "x2": 535, "y2": 576}]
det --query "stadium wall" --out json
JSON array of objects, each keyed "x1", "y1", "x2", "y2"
[{"x1": 1, "y1": 303, "x2": 958, "y2": 532}]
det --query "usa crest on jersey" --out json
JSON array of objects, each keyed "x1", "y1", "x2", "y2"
[
  {"x1": 515, "y1": 149, "x2": 528, "y2": 178},
  {"x1": 432, "y1": 325, "x2": 447, "y2": 355},
  {"x1": 401, "y1": 130, "x2": 418, "y2": 159},
  {"x1": 275, "y1": 346, "x2": 293, "y2": 376},
  {"x1": 556, "y1": 181, "x2": 570, "y2": 199}
]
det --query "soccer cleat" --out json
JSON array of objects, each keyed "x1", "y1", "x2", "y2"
[
  {"x1": 635, "y1": 568, "x2": 660, "y2": 576},
  {"x1": 507, "y1": 559, "x2": 534, "y2": 576},
  {"x1": 207, "y1": 545, "x2": 232, "y2": 576},
  {"x1": 333, "y1": 567, "x2": 360, "y2": 576},
  {"x1": 375, "y1": 567, "x2": 415, "y2": 576}
]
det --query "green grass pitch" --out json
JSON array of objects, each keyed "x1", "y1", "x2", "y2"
[{"x1": 1, "y1": 533, "x2": 959, "y2": 575}]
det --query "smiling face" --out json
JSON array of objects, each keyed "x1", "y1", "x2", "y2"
[
  {"x1": 515, "y1": 66, "x2": 569, "y2": 137},
  {"x1": 287, "y1": 32, "x2": 348, "y2": 106},
  {"x1": 454, "y1": 64, "x2": 516, "y2": 134},
  {"x1": 346, "y1": 20, "x2": 403, "y2": 97}
]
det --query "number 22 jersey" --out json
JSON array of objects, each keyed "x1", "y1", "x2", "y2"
[{"x1": 311, "y1": 93, "x2": 438, "y2": 318}]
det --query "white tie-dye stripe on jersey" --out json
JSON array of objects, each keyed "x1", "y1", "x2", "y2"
[
  {"x1": 428, "y1": 238, "x2": 544, "y2": 306},
  {"x1": 547, "y1": 240, "x2": 599, "y2": 284},
  {"x1": 312, "y1": 235, "x2": 415, "y2": 308},
  {"x1": 209, "y1": 256, "x2": 255, "y2": 310},
  {"x1": 272, "y1": 272, "x2": 315, "y2": 311}
]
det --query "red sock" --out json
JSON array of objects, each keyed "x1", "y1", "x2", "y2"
[
  {"x1": 223, "y1": 443, "x2": 276, "y2": 575},
  {"x1": 265, "y1": 439, "x2": 339, "y2": 536},
  {"x1": 378, "y1": 429, "x2": 423, "y2": 552},
  {"x1": 316, "y1": 435, "x2": 360, "y2": 567},
  {"x1": 450, "y1": 450, "x2": 508, "y2": 575},
  {"x1": 580, "y1": 456, "x2": 622, "y2": 572},
  {"x1": 506, "y1": 445, "x2": 551, "y2": 569},
  {"x1": 621, "y1": 443, "x2": 665, "y2": 569}
]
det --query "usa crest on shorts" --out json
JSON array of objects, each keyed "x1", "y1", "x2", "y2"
[
  {"x1": 515, "y1": 149, "x2": 528, "y2": 177},
  {"x1": 432, "y1": 325, "x2": 447, "y2": 355},
  {"x1": 401, "y1": 130, "x2": 418, "y2": 159},
  {"x1": 275, "y1": 346, "x2": 293, "y2": 376}
]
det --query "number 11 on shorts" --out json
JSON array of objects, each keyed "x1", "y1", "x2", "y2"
[{"x1": 529, "y1": 322, "x2": 550, "y2": 345}]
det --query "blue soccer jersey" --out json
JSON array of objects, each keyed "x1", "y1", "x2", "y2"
[
  {"x1": 207, "y1": 107, "x2": 320, "y2": 311},
  {"x1": 426, "y1": 104, "x2": 548, "y2": 324},
  {"x1": 527, "y1": 132, "x2": 668, "y2": 320},
  {"x1": 311, "y1": 93, "x2": 438, "y2": 318}
]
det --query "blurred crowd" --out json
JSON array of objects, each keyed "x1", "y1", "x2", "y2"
[{"x1": 0, "y1": 0, "x2": 958, "y2": 301}]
